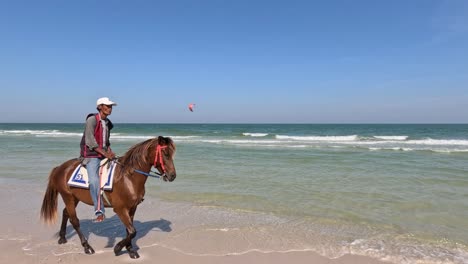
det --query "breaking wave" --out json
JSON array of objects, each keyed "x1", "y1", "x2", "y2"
[
  {"x1": 242, "y1": 133, "x2": 269, "y2": 137},
  {"x1": 2, "y1": 129, "x2": 468, "y2": 153}
]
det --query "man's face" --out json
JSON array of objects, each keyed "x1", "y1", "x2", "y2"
[{"x1": 100, "y1": 104, "x2": 113, "y2": 115}]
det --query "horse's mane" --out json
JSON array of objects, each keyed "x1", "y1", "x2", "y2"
[{"x1": 117, "y1": 137, "x2": 175, "y2": 179}]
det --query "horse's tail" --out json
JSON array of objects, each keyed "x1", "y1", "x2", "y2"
[{"x1": 40, "y1": 167, "x2": 59, "y2": 225}]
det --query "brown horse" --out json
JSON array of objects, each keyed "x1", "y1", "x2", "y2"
[{"x1": 40, "y1": 136, "x2": 176, "y2": 259}]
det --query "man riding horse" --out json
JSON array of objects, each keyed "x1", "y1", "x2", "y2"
[{"x1": 80, "y1": 97, "x2": 117, "y2": 223}]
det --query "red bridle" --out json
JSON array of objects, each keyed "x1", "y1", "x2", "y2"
[{"x1": 153, "y1": 145, "x2": 168, "y2": 174}]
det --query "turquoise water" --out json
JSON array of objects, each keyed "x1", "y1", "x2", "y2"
[{"x1": 0, "y1": 123, "x2": 467, "y2": 263}]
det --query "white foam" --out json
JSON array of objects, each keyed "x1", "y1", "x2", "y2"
[
  {"x1": 0, "y1": 129, "x2": 82, "y2": 137},
  {"x1": 369, "y1": 147, "x2": 413, "y2": 151},
  {"x1": 111, "y1": 135, "x2": 153, "y2": 140},
  {"x1": 206, "y1": 228, "x2": 240, "y2": 232},
  {"x1": 201, "y1": 139, "x2": 279, "y2": 145},
  {"x1": 243, "y1": 133, "x2": 268, "y2": 137},
  {"x1": 431, "y1": 148, "x2": 468, "y2": 153},
  {"x1": 407, "y1": 138, "x2": 468, "y2": 146},
  {"x1": 276, "y1": 135, "x2": 358, "y2": 141},
  {"x1": 374, "y1": 136, "x2": 408, "y2": 141}
]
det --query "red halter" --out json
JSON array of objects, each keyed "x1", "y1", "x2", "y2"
[{"x1": 153, "y1": 145, "x2": 168, "y2": 174}]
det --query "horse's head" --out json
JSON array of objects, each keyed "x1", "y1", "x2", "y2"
[{"x1": 154, "y1": 136, "x2": 177, "y2": 182}]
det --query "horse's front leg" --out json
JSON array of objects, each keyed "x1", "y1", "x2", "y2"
[
  {"x1": 114, "y1": 226, "x2": 138, "y2": 258},
  {"x1": 114, "y1": 208, "x2": 139, "y2": 258},
  {"x1": 125, "y1": 227, "x2": 139, "y2": 259}
]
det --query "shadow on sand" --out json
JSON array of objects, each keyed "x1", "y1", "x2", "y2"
[{"x1": 57, "y1": 215, "x2": 172, "y2": 252}]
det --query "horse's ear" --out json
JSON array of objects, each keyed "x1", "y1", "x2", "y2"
[{"x1": 157, "y1": 136, "x2": 164, "y2": 145}]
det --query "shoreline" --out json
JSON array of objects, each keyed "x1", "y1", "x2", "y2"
[
  {"x1": 0, "y1": 240, "x2": 391, "y2": 264},
  {"x1": 0, "y1": 180, "x2": 392, "y2": 264}
]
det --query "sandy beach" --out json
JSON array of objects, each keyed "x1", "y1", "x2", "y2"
[{"x1": 0, "y1": 180, "x2": 390, "y2": 264}]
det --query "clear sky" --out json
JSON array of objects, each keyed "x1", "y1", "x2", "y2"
[{"x1": 0, "y1": 0, "x2": 467, "y2": 123}]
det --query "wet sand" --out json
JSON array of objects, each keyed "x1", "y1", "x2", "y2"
[{"x1": 0, "y1": 181, "x2": 391, "y2": 264}]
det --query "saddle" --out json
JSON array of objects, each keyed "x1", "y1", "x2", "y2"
[{"x1": 67, "y1": 159, "x2": 116, "y2": 190}]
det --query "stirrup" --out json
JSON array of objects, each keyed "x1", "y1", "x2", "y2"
[{"x1": 93, "y1": 214, "x2": 105, "y2": 223}]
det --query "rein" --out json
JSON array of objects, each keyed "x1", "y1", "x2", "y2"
[
  {"x1": 134, "y1": 169, "x2": 163, "y2": 179},
  {"x1": 115, "y1": 144, "x2": 168, "y2": 179}
]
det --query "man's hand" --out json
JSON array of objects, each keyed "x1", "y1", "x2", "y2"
[{"x1": 106, "y1": 150, "x2": 116, "y2": 160}]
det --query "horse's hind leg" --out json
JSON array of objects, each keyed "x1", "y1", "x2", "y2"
[
  {"x1": 58, "y1": 198, "x2": 79, "y2": 244},
  {"x1": 62, "y1": 196, "x2": 95, "y2": 254},
  {"x1": 58, "y1": 208, "x2": 69, "y2": 244}
]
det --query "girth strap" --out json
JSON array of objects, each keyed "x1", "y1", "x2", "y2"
[{"x1": 101, "y1": 190, "x2": 112, "y2": 207}]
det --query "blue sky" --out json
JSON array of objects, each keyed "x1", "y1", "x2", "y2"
[{"x1": 0, "y1": 0, "x2": 467, "y2": 123}]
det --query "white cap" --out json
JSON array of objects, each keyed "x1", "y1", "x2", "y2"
[{"x1": 96, "y1": 97, "x2": 117, "y2": 106}]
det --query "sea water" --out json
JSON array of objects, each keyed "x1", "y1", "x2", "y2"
[{"x1": 0, "y1": 123, "x2": 467, "y2": 263}]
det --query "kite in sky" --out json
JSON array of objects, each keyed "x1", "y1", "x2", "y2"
[{"x1": 188, "y1": 103, "x2": 195, "y2": 112}]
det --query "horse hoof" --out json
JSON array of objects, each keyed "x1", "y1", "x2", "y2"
[
  {"x1": 58, "y1": 237, "x2": 67, "y2": 244},
  {"x1": 84, "y1": 246, "x2": 95, "y2": 255},
  {"x1": 114, "y1": 245, "x2": 124, "y2": 255},
  {"x1": 129, "y1": 251, "x2": 140, "y2": 259}
]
